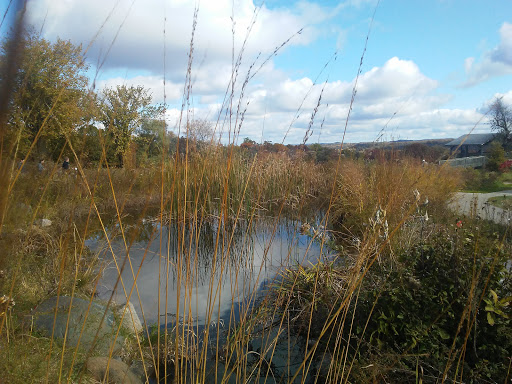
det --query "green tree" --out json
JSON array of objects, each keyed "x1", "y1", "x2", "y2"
[
  {"x1": 1, "y1": 30, "x2": 91, "y2": 160},
  {"x1": 75, "y1": 124, "x2": 103, "y2": 166},
  {"x1": 489, "y1": 97, "x2": 512, "y2": 149},
  {"x1": 487, "y1": 141, "x2": 506, "y2": 171},
  {"x1": 133, "y1": 118, "x2": 167, "y2": 166},
  {"x1": 309, "y1": 143, "x2": 334, "y2": 163},
  {"x1": 99, "y1": 85, "x2": 163, "y2": 167}
]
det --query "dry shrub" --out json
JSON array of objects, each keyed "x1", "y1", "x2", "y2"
[{"x1": 332, "y1": 158, "x2": 462, "y2": 239}]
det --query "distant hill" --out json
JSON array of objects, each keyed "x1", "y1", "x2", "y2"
[{"x1": 314, "y1": 138, "x2": 453, "y2": 150}]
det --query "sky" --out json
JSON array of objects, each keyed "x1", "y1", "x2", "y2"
[{"x1": 2, "y1": 0, "x2": 512, "y2": 144}]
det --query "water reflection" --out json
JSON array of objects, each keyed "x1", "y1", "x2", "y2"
[{"x1": 92, "y1": 216, "x2": 331, "y2": 326}]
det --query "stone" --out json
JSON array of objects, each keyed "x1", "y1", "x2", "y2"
[
  {"x1": 116, "y1": 301, "x2": 143, "y2": 334},
  {"x1": 129, "y1": 359, "x2": 153, "y2": 383},
  {"x1": 39, "y1": 218, "x2": 52, "y2": 227},
  {"x1": 30, "y1": 296, "x2": 124, "y2": 355},
  {"x1": 86, "y1": 357, "x2": 141, "y2": 384}
]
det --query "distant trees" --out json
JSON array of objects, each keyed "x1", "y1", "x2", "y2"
[
  {"x1": 186, "y1": 119, "x2": 215, "y2": 144},
  {"x1": 489, "y1": 98, "x2": 512, "y2": 149},
  {"x1": 133, "y1": 118, "x2": 171, "y2": 166},
  {"x1": 241, "y1": 137, "x2": 256, "y2": 150},
  {"x1": 308, "y1": 143, "x2": 335, "y2": 163},
  {"x1": 403, "y1": 143, "x2": 447, "y2": 162}
]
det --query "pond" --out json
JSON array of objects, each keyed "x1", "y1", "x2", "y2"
[{"x1": 89, "y1": 214, "x2": 333, "y2": 328}]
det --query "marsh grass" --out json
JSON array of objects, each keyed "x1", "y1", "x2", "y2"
[{"x1": 1, "y1": 2, "x2": 511, "y2": 383}]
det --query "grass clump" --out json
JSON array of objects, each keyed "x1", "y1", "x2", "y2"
[
  {"x1": 487, "y1": 194, "x2": 512, "y2": 210},
  {"x1": 462, "y1": 168, "x2": 512, "y2": 193}
]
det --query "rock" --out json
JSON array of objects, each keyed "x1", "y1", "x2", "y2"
[
  {"x1": 30, "y1": 296, "x2": 124, "y2": 355},
  {"x1": 129, "y1": 359, "x2": 153, "y2": 383},
  {"x1": 116, "y1": 301, "x2": 143, "y2": 334},
  {"x1": 36, "y1": 218, "x2": 52, "y2": 227},
  {"x1": 86, "y1": 357, "x2": 141, "y2": 384}
]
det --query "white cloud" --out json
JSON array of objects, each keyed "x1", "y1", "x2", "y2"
[
  {"x1": 463, "y1": 22, "x2": 512, "y2": 87},
  {"x1": 26, "y1": 0, "x2": 318, "y2": 76},
  {"x1": 22, "y1": 1, "x2": 488, "y2": 144},
  {"x1": 225, "y1": 57, "x2": 477, "y2": 144}
]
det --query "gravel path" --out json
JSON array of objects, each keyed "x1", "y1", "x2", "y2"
[{"x1": 449, "y1": 190, "x2": 512, "y2": 226}]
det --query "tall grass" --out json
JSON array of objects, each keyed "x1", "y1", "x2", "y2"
[{"x1": 1, "y1": 2, "x2": 511, "y2": 384}]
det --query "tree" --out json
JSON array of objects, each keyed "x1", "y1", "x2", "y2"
[
  {"x1": 133, "y1": 118, "x2": 167, "y2": 166},
  {"x1": 75, "y1": 124, "x2": 103, "y2": 166},
  {"x1": 487, "y1": 141, "x2": 506, "y2": 171},
  {"x1": 309, "y1": 143, "x2": 335, "y2": 163},
  {"x1": 404, "y1": 143, "x2": 447, "y2": 162},
  {"x1": 489, "y1": 97, "x2": 512, "y2": 149},
  {"x1": 1, "y1": 30, "x2": 92, "y2": 160},
  {"x1": 99, "y1": 85, "x2": 163, "y2": 167},
  {"x1": 186, "y1": 118, "x2": 214, "y2": 143}
]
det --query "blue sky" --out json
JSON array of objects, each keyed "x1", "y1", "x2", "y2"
[{"x1": 3, "y1": 0, "x2": 512, "y2": 143}]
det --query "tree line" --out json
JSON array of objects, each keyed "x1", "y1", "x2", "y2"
[
  {"x1": 2, "y1": 30, "x2": 511, "y2": 169},
  {"x1": 1, "y1": 30, "x2": 217, "y2": 168}
]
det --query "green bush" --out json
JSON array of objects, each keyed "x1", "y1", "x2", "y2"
[
  {"x1": 354, "y1": 226, "x2": 512, "y2": 383},
  {"x1": 487, "y1": 142, "x2": 506, "y2": 172}
]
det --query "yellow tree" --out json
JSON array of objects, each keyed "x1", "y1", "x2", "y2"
[{"x1": 1, "y1": 30, "x2": 91, "y2": 160}]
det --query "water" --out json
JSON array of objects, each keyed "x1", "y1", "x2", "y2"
[{"x1": 90, "y1": 215, "x2": 331, "y2": 327}]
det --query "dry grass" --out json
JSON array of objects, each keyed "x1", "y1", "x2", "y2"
[{"x1": 332, "y1": 156, "x2": 463, "y2": 242}]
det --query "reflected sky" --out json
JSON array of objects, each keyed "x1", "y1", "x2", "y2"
[{"x1": 91, "y1": 216, "x2": 331, "y2": 326}]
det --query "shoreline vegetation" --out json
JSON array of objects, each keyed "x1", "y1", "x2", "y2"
[{"x1": 1, "y1": 3, "x2": 512, "y2": 383}]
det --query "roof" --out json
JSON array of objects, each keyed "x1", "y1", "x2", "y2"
[{"x1": 445, "y1": 133, "x2": 496, "y2": 147}]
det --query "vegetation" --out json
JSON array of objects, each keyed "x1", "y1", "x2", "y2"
[
  {"x1": 1, "y1": 12, "x2": 511, "y2": 384},
  {"x1": 487, "y1": 141, "x2": 507, "y2": 171},
  {"x1": 488, "y1": 195, "x2": 512, "y2": 210},
  {"x1": 1, "y1": 30, "x2": 91, "y2": 161},
  {"x1": 99, "y1": 85, "x2": 164, "y2": 167},
  {"x1": 462, "y1": 167, "x2": 512, "y2": 192}
]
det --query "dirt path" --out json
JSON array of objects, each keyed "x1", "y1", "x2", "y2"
[{"x1": 449, "y1": 190, "x2": 512, "y2": 226}]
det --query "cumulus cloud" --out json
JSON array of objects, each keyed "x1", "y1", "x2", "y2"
[
  {"x1": 21, "y1": 0, "x2": 487, "y2": 144},
  {"x1": 225, "y1": 57, "x2": 479, "y2": 144},
  {"x1": 463, "y1": 22, "x2": 512, "y2": 87},
  {"x1": 26, "y1": 0, "x2": 319, "y2": 76}
]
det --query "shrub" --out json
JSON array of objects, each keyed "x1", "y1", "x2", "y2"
[
  {"x1": 487, "y1": 142, "x2": 506, "y2": 171},
  {"x1": 353, "y1": 226, "x2": 512, "y2": 383}
]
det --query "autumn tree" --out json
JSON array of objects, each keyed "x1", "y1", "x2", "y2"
[
  {"x1": 1, "y1": 30, "x2": 92, "y2": 160},
  {"x1": 241, "y1": 137, "x2": 256, "y2": 150},
  {"x1": 489, "y1": 97, "x2": 512, "y2": 149},
  {"x1": 99, "y1": 85, "x2": 163, "y2": 167}
]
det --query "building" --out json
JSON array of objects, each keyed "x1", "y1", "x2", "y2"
[{"x1": 445, "y1": 133, "x2": 496, "y2": 158}]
